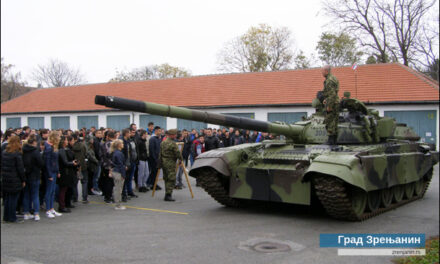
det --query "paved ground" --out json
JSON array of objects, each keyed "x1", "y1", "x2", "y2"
[{"x1": 1, "y1": 165, "x2": 438, "y2": 264}]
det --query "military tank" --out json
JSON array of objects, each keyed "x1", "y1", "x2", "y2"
[{"x1": 95, "y1": 94, "x2": 438, "y2": 221}]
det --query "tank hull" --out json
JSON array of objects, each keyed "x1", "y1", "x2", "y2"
[{"x1": 189, "y1": 141, "x2": 438, "y2": 220}]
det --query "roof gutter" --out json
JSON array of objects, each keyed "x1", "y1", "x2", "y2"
[{"x1": 1, "y1": 100, "x2": 438, "y2": 115}]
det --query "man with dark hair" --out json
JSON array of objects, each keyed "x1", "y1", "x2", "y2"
[
  {"x1": 146, "y1": 122, "x2": 154, "y2": 136},
  {"x1": 147, "y1": 126, "x2": 162, "y2": 190},
  {"x1": 204, "y1": 128, "x2": 219, "y2": 151}
]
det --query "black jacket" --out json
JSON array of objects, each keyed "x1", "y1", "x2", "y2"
[
  {"x1": 182, "y1": 136, "x2": 192, "y2": 159},
  {"x1": 22, "y1": 144, "x2": 44, "y2": 181},
  {"x1": 204, "y1": 136, "x2": 219, "y2": 151},
  {"x1": 58, "y1": 147, "x2": 76, "y2": 187},
  {"x1": 136, "y1": 138, "x2": 149, "y2": 161},
  {"x1": 1, "y1": 151, "x2": 25, "y2": 193}
]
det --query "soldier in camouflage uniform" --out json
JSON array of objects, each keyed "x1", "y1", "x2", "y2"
[
  {"x1": 158, "y1": 129, "x2": 182, "y2": 202},
  {"x1": 321, "y1": 65, "x2": 340, "y2": 145}
]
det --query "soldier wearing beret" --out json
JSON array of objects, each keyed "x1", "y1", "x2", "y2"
[
  {"x1": 158, "y1": 129, "x2": 182, "y2": 201},
  {"x1": 321, "y1": 65, "x2": 340, "y2": 145}
]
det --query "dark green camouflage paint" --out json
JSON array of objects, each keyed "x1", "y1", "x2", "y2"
[{"x1": 95, "y1": 95, "x2": 439, "y2": 206}]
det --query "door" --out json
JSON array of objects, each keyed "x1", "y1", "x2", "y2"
[{"x1": 385, "y1": 110, "x2": 437, "y2": 144}]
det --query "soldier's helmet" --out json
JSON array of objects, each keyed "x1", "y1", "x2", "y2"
[{"x1": 167, "y1": 129, "x2": 178, "y2": 135}]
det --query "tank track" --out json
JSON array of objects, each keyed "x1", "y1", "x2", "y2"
[
  {"x1": 313, "y1": 170, "x2": 433, "y2": 221},
  {"x1": 197, "y1": 168, "x2": 241, "y2": 207}
]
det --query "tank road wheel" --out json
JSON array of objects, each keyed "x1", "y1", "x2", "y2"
[
  {"x1": 380, "y1": 188, "x2": 393, "y2": 208},
  {"x1": 404, "y1": 182, "x2": 415, "y2": 199},
  {"x1": 351, "y1": 189, "x2": 367, "y2": 217},
  {"x1": 392, "y1": 185, "x2": 404, "y2": 203},
  {"x1": 366, "y1": 191, "x2": 381, "y2": 212},
  {"x1": 414, "y1": 180, "x2": 424, "y2": 196}
]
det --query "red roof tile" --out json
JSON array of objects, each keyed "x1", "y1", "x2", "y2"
[{"x1": 1, "y1": 63, "x2": 438, "y2": 114}]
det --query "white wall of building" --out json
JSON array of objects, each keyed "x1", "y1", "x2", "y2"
[{"x1": 2, "y1": 104, "x2": 438, "y2": 149}]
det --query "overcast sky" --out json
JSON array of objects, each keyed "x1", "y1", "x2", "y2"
[{"x1": 2, "y1": 0, "x2": 330, "y2": 86}]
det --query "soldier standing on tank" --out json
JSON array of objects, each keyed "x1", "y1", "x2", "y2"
[
  {"x1": 158, "y1": 129, "x2": 182, "y2": 202},
  {"x1": 321, "y1": 65, "x2": 340, "y2": 145}
]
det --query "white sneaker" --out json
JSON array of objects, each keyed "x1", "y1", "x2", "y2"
[
  {"x1": 115, "y1": 205, "x2": 126, "y2": 210},
  {"x1": 51, "y1": 209, "x2": 62, "y2": 217},
  {"x1": 46, "y1": 211, "x2": 55, "y2": 218},
  {"x1": 24, "y1": 214, "x2": 34, "y2": 220},
  {"x1": 34, "y1": 215, "x2": 40, "y2": 221}
]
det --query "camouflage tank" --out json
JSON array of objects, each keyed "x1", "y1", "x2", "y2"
[{"x1": 95, "y1": 94, "x2": 439, "y2": 221}]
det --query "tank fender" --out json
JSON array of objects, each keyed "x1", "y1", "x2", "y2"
[
  {"x1": 304, "y1": 154, "x2": 367, "y2": 191},
  {"x1": 189, "y1": 157, "x2": 231, "y2": 178}
]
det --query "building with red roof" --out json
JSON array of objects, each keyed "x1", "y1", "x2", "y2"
[{"x1": 1, "y1": 63, "x2": 438, "y2": 147}]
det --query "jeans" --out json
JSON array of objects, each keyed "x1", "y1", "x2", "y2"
[
  {"x1": 80, "y1": 170, "x2": 88, "y2": 201},
  {"x1": 112, "y1": 171, "x2": 125, "y2": 207},
  {"x1": 3, "y1": 192, "x2": 20, "y2": 222},
  {"x1": 137, "y1": 160, "x2": 149, "y2": 188},
  {"x1": 123, "y1": 163, "x2": 136, "y2": 196},
  {"x1": 45, "y1": 173, "x2": 57, "y2": 211},
  {"x1": 176, "y1": 165, "x2": 183, "y2": 187},
  {"x1": 23, "y1": 179, "x2": 40, "y2": 214},
  {"x1": 93, "y1": 163, "x2": 101, "y2": 191}
]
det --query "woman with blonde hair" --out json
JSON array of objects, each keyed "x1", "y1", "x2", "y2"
[
  {"x1": 44, "y1": 131, "x2": 62, "y2": 218},
  {"x1": 1, "y1": 135, "x2": 26, "y2": 223},
  {"x1": 110, "y1": 139, "x2": 126, "y2": 210}
]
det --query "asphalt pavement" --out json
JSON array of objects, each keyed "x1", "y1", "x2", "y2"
[{"x1": 1, "y1": 164, "x2": 438, "y2": 264}]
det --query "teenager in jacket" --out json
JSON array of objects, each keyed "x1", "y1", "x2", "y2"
[
  {"x1": 100, "y1": 130, "x2": 116, "y2": 203},
  {"x1": 58, "y1": 136, "x2": 78, "y2": 213},
  {"x1": 147, "y1": 127, "x2": 162, "y2": 190},
  {"x1": 110, "y1": 139, "x2": 126, "y2": 210},
  {"x1": 22, "y1": 135, "x2": 44, "y2": 221},
  {"x1": 72, "y1": 134, "x2": 89, "y2": 204},
  {"x1": 44, "y1": 131, "x2": 62, "y2": 218},
  {"x1": 1, "y1": 135, "x2": 26, "y2": 223},
  {"x1": 136, "y1": 130, "x2": 150, "y2": 192}
]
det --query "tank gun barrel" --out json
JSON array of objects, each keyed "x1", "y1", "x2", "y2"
[{"x1": 95, "y1": 95, "x2": 303, "y2": 139}]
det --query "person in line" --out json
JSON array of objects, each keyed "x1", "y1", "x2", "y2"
[
  {"x1": 110, "y1": 139, "x2": 126, "y2": 210},
  {"x1": 72, "y1": 133, "x2": 89, "y2": 204},
  {"x1": 101, "y1": 130, "x2": 116, "y2": 203},
  {"x1": 2, "y1": 135, "x2": 26, "y2": 223},
  {"x1": 44, "y1": 131, "x2": 62, "y2": 218},
  {"x1": 136, "y1": 130, "x2": 150, "y2": 192},
  {"x1": 58, "y1": 136, "x2": 78, "y2": 213},
  {"x1": 22, "y1": 134, "x2": 44, "y2": 221},
  {"x1": 147, "y1": 126, "x2": 162, "y2": 190}
]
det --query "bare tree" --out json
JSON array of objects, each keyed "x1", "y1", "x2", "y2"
[
  {"x1": 376, "y1": 0, "x2": 435, "y2": 66},
  {"x1": 217, "y1": 24, "x2": 295, "y2": 72},
  {"x1": 1, "y1": 57, "x2": 30, "y2": 102},
  {"x1": 32, "y1": 59, "x2": 86, "y2": 87},
  {"x1": 323, "y1": 0, "x2": 392, "y2": 63},
  {"x1": 323, "y1": 0, "x2": 436, "y2": 66}
]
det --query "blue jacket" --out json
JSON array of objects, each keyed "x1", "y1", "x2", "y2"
[
  {"x1": 111, "y1": 149, "x2": 126, "y2": 178},
  {"x1": 44, "y1": 141, "x2": 59, "y2": 177}
]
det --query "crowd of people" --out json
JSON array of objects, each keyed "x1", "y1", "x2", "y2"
[{"x1": 1, "y1": 123, "x2": 276, "y2": 223}]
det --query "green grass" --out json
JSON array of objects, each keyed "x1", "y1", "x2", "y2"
[{"x1": 392, "y1": 236, "x2": 439, "y2": 264}]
